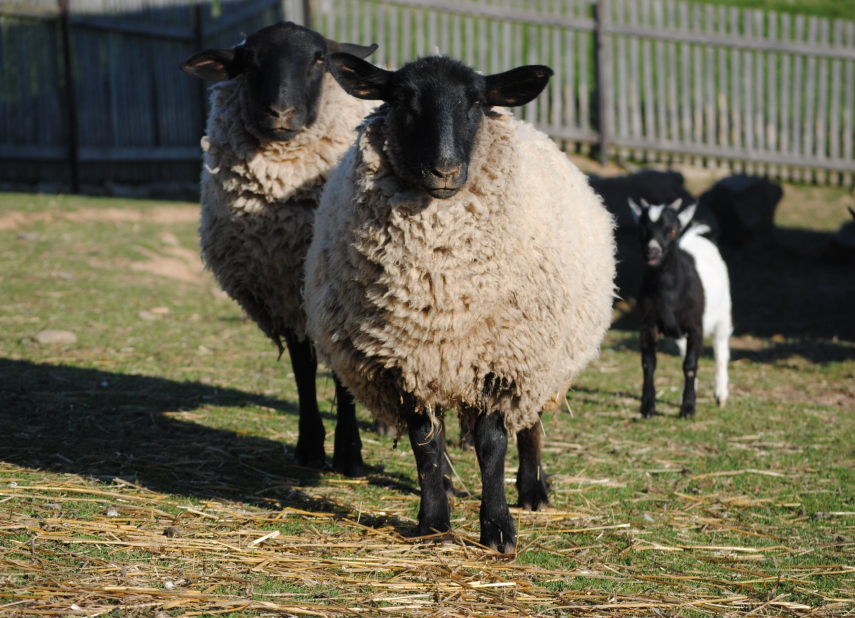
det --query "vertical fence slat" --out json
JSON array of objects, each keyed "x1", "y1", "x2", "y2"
[
  {"x1": 691, "y1": 4, "x2": 702, "y2": 157},
  {"x1": 830, "y1": 20, "x2": 843, "y2": 164},
  {"x1": 667, "y1": 1, "x2": 679, "y2": 144},
  {"x1": 816, "y1": 19, "x2": 830, "y2": 163},
  {"x1": 640, "y1": 0, "x2": 655, "y2": 149},
  {"x1": 844, "y1": 23, "x2": 854, "y2": 184},
  {"x1": 742, "y1": 10, "x2": 754, "y2": 160},
  {"x1": 803, "y1": 17, "x2": 818, "y2": 160},
  {"x1": 628, "y1": 0, "x2": 641, "y2": 145},
  {"x1": 754, "y1": 11, "x2": 765, "y2": 156},
  {"x1": 767, "y1": 12, "x2": 778, "y2": 157},
  {"x1": 578, "y1": 0, "x2": 590, "y2": 138},
  {"x1": 653, "y1": 0, "x2": 666, "y2": 144},
  {"x1": 704, "y1": 4, "x2": 714, "y2": 152}
]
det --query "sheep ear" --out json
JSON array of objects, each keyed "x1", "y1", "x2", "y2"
[
  {"x1": 484, "y1": 65, "x2": 553, "y2": 107},
  {"x1": 180, "y1": 48, "x2": 242, "y2": 82},
  {"x1": 667, "y1": 198, "x2": 683, "y2": 211},
  {"x1": 628, "y1": 198, "x2": 643, "y2": 222},
  {"x1": 325, "y1": 38, "x2": 378, "y2": 59},
  {"x1": 677, "y1": 203, "x2": 698, "y2": 229},
  {"x1": 327, "y1": 52, "x2": 392, "y2": 100}
]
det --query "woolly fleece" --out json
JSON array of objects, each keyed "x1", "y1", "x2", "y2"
[
  {"x1": 199, "y1": 73, "x2": 375, "y2": 349},
  {"x1": 305, "y1": 107, "x2": 617, "y2": 436}
]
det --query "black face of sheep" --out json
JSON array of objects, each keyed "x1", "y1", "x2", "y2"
[
  {"x1": 327, "y1": 54, "x2": 553, "y2": 199},
  {"x1": 181, "y1": 21, "x2": 377, "y2": 142},
  {"x1": 628, "y1": 198, "x2": 697, "y2": 268}
]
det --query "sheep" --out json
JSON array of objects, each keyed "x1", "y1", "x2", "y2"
[
  {"x1": 180, "y1": 22, "x2": 377, "y2": 476},
  {"x1": 628, "y1": 198, "x2": 732, "y2": 419},
  {"x1": 304, "y1": 54, "x2": 616, "y2": 554}
]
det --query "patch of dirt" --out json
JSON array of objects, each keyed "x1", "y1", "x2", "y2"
[
  {"x1": 0, "y1": 205, "x2": 198, "y2": 231},
  {"x1": 128, "y1": 245, "x2": 206, "y2": 283}
]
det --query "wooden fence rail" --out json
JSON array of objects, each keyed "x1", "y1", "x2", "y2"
[{"x1": 1, "y1": 0, "x2": 854, "y2": 188}]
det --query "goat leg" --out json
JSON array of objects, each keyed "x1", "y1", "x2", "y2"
[
  {"x1": 680, "y1": 330, "x2": 703, "y2": 418},
  {"x1": 640, "y1": 325, "x2": 658, "y2": 419}
]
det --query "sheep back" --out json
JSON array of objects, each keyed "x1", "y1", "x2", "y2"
[
  {"x1": 199, "y1": 73, "x2": 375, "y2": 349},
  {"x1": 306, "y1": 107, "x2": 616, "y2": 436}
]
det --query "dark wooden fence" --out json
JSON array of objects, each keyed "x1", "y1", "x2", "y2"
[
  {"x1": 2, "y1": 0, "x2": 854, "y2": 189},
  {"x1": 0, "y1": 0, "x2": 307, "y2": 189}
]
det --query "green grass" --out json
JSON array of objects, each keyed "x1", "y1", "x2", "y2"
[
  {"x1": 0, "y1": 188, "x2": 854, "y2": 616},
  {"x1": 697, "y1": 0, "x2": 855, "y2": 21}
]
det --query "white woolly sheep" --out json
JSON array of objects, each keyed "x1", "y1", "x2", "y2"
[
  {"x1": 304, "y1": 54, "x2": 616, "y2": 554},
  {"x1": 180, "y1": 22, "x2": 376, "y2": 476}
]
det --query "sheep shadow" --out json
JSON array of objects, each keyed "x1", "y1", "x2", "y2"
[{"x1": 0, "y1": 358, "x2": 418, "y2": 530}]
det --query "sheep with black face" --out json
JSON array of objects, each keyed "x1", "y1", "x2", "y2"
[
  {"x1": 180, "y1": 22, "x2": 377, "y2": 476},
  {"x1": 629, "y1": 198, "x2": 732, "y2": 419},
  {"x1": 304, "y1": 54, "x2": 616, "y2": 554}
]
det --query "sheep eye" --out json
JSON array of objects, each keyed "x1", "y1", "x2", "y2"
[
  {"x1": 669, "y1": 228, "x2": 678, "y2": 238},
  {"x1": 396, "y1": 91, "x2": 406, "y2": 102}
]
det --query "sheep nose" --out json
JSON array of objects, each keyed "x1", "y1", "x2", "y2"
[
  {"x1": 266, "y1": 105, "x2": 297, "y2": 119},
  {"x1": 429, "y1": 161, "x2": 463, "y2": 181}
]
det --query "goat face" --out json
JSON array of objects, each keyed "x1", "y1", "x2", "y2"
[
  {"x1": 181, "y1": 22, "x2": 376, "y2": 142},
  {"x1": 628, "y1": 198, "x2": 697, "y2": 267},
  {"x1": 327, "y1": 54, "x2": 552, "y2": 199}
]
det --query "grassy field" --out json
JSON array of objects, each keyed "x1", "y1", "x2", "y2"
[
  {"x1": 0, "y1": 184, "x2": 853, "y2": 617},
  {"x1": 701, "y1": 0, "x2": 855, "y2": 21}
]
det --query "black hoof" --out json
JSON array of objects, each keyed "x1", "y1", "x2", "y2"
[
  {"x1": 480, "y1": 516, "x2": 516, "y2": 555},
  {"x1": 293, "y1": 440, "x2": 325, "y2": 469},
  {"x1": 416, "y1": 516, "x2": 451, "y2": 538},
  {"x1": 332, "y1": 445, "x2": 364, "y2": 478},
  {"x1": 518, "y1": 476, "x2": 549, "y2": 512},
  {"x1": 679, "y1": 404, "x2": 696, "y2": 419},
  {"x1": 640, "y1": 401, "x2": 656, "y2": 419}
]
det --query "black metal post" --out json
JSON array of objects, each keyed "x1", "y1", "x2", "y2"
[
  {"x1": 594, "y1": 0, "x2": 609, "y2": 167},
  {"x1": 194, "y1": 1, "x2": 208, "y2": 136},
  {"x1": 302, "y1": 0, "x2": 312, "y2": 28},
  {"x1": 58, "y1": 0, "x2": 80, "y2": 193}
]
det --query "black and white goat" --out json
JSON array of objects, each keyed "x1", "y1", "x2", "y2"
[{"x1": 629, "y1": 198, "x2": 732, "y2": 419}]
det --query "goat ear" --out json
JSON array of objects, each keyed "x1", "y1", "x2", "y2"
[
  {"x1": 677, "y1": 203, "x2": 698, "y2": 229},
  {"x1": 180, "y1": 48, "x2": 242, "y2": 82},
  {"x1": 640, "y1": 198, "x2": 650, "y2": 208},
  {"x1": 327, "y1": 52, "x2": 392, "y2": 100},
  {"x1": 667, "y1": 198, "x2": 683, "y2": 211},
  {"x1": 484, "y1": 65, "x2": 553, "y2": 107},
  {"x1": 325, "y1": 38, "x2": 378, "y2": 59},
  {"x1": 628, "y1": 198, "x2": 643, "y2": 223}
]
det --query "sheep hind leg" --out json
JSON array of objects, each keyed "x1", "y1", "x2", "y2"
[
  {"x1": 438, "y1": 414, "x2": 455, "y2": 503},
  {"x1": 516, "y1": 419, "x2": 549, "y2": 511},
  {"x1": 408, "y1": 412, "x2": 451, "y2": 539},
  {"x1": 284, "y1": 330, "x2": 326, "y2": 469},
  {"x1": 332, "y1": 376, "x2": 364, "y2": 477},
  {"x1": 475, "y1": 411, "x2": 516, "y2": 555},
  {"x1": 713, "y1": 321, "x2": 731, "y2": 408}
]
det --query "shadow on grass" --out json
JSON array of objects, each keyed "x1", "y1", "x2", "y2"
[
  {"x1": 608, "y1": 334, "x2": 854, "y2": 365},
  {"x1": 0, "y1": 358, "x2": 419, "y2": 530},
  {"x1": 613, "y1": 226, "x2": 855, "y2": 345}
]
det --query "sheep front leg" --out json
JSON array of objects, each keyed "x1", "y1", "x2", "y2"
[
  {"x1": 408, "y1": 412, "x2": 451, "y2": 538},
  {"x1": 640, "y1": 325, "x2": 658, "y2": 419},
  {"x1": 332, "y1": 377, "x2": 364, "y2": 477},
  {"x1": 284, "y1": 330, "x2": 326, "y2": 469},
  {"x1": 516, "y1": 420, "x2": 548, "y2": 511},
  {"x1": 680, "y1": 330, "x2": 703, "y2": 418},
  {"x1": 475, "y1": 412, "x2": 516, "y2": 554}
]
